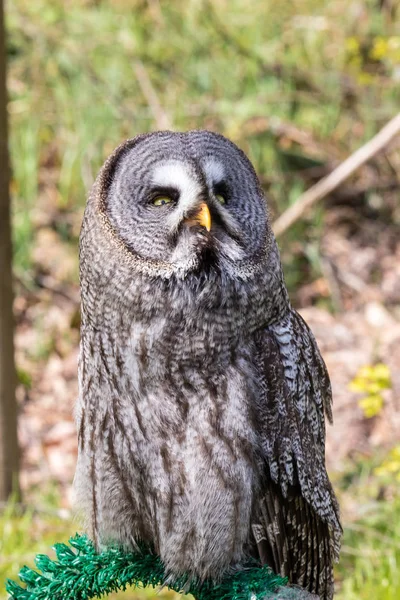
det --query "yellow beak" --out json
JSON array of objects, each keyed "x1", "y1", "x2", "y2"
[{"x1": 185, "y1": 202, "x2": 211, "y2": 232}]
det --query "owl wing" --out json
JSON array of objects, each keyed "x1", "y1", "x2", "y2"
[{"x1": 252, "y1": 308, "x2": 341, "y2": 600}]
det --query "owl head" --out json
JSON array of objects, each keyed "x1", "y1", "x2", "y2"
[{"x1": 88, "y1": 131, "x2": 272, "y2": 280}]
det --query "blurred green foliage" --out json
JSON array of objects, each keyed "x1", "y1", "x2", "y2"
[
  {"x1": 6, "y1": 0, "x2": 400, "y2": 291},
  {"x1": 375, "y1": 445, "x2": 400, "y2": 483},
  {"x1": 3, "y1": 1, "x2": 400, "y2": 599},
  {"x1": 336, "y1": 498, "x2": 400, "y2": 599},
  {"x1": 335, "y1": 456, "x2": 400, "y2": 600}
]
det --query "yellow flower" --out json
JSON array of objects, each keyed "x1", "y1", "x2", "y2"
[
  {"x1": 370, "y1": 37, "x2": 389, "y2": 61},
  {"x1": 346, "y1": 37, "x2": 360, "y2": 54},
  {"x1": 358, "y1": 394, "x2": 383, "y2": 418},
  {"x1": 373, "y1": 363, "x2": 391, "y2": 382},
  {"x1": 349, "y1": 363, "x2": 391, "y2": 418},
  {"x1": 375, "y1": 445, "x2": 400, "y2": 479}
]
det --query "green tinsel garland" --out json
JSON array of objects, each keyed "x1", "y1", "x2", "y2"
[{"x1": 6, "y1": 534, "x2": 314, "y2": 600}]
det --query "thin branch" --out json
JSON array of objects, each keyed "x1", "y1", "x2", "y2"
[{"x1": 273, "y1": 112, "x2": 400, "y2": 237}]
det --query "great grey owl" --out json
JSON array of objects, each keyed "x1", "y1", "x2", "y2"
[{"x1": 75, "y1": 131, "x2": 341, "y2": 599}]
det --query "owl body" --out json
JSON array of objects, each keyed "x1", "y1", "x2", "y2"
[{"x1": 75, "y1": 131, "x2": 341, "y2": 598}]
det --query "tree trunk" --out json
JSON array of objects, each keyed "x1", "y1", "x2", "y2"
[{"x1": 0, "y1": 0, "x2": 19, "y2": 501}]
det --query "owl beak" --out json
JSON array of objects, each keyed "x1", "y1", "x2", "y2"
[{"x1": 185, "y1": 202, "x2": 212, "y2": 232}]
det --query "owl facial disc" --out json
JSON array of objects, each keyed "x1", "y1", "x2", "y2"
[{"x1": 104, "y1": 131, "x2": 268, "y2": 276}]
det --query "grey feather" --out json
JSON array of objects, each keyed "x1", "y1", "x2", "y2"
[{"x1": 74, "y1": 131, "x2": 341, "y2": 598}]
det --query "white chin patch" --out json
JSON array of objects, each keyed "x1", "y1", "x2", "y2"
[{"x1": 217, "y1": 237, "x2": 245, "y2": 262}]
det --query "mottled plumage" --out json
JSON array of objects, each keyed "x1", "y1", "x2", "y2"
[{"x1": 74, "y1": 131, "x2": 341, "y2": 599}]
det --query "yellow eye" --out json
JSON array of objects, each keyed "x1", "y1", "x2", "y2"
[
  {"x1": 215, "y1": 194, "x2": 226, "y2": 205},
  {"x1": 153, "y1": 196, "x2": 173, "y2": 206}
]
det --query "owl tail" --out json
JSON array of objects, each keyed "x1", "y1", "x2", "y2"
[{"x1": 252, "y1": 484, "x2": 335, "y2": 600}]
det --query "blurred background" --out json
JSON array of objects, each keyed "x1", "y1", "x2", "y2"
[{"x1": 1, "y1": 0, "x2": 400, "y2": 598}]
